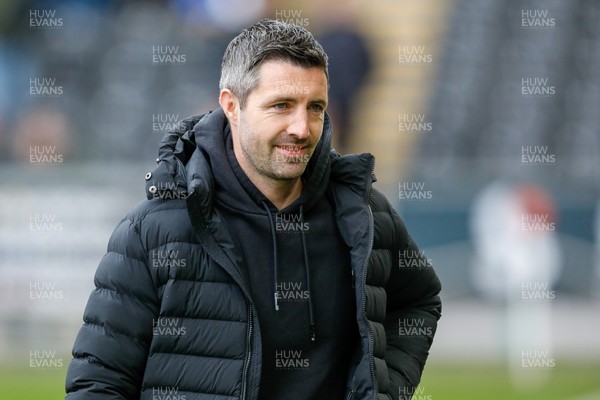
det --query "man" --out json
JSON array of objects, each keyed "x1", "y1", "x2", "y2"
[{"x1": 66, "y1": 19, "x2": 441, "y2": 400}]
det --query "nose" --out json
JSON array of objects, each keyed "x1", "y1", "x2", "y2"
[{"x1": 287, "y1": 108, "x2": 310, "y2": 140}]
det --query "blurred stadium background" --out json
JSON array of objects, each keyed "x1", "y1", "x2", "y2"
[{"x1": 1, "y1": 0, "x2": 599, "y2": 398}]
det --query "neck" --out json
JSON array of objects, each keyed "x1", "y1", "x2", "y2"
[{"x1": 248, "y1": 173, "x2": 303, "y2": 210}]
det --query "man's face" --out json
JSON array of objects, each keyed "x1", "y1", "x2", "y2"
[{"x1": 231, "y1": 60, "x2": 328, "y2": 183}]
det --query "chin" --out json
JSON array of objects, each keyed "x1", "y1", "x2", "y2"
[{"x1": 273, "y1": 165, "x2": 307, "y2": 180}]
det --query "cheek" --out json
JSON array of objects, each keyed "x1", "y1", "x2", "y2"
[
  {"x1": 243, "y1": 125, "x2": 271, "y2": 152},
  {"x1": 309, "y1": 121, "x2": 324, "y2": 139}
]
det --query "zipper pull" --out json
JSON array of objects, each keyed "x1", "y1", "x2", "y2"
[{"x1": 274, "y1": 291, "x2": 280, "y2": 311}]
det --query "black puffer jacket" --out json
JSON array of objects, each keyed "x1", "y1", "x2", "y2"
[{"x1": 65, "y1": 109, "x2": 442, "y2": 400}]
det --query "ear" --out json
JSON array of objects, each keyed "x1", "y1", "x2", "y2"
[{"x1": 219, "y1": 89, "x2": 239, "y2": 127}]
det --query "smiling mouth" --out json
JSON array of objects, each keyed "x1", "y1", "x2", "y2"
[{"x1": 276, "y1": 145, "x2": 307, "y2": 154}]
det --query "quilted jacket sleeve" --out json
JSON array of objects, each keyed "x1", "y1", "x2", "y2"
[
  {"x1": 371, "y1": 190, "x2": 442, "y2": 399},
  {"x1": 65, "y1": 215, "x2": 160, "y2": 399}
]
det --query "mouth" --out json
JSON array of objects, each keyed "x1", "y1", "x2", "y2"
[{"x1": 275, "y1": 145, "x2": 308, "y2": 156}]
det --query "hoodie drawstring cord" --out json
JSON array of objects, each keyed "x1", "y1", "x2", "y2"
[
  {"x1": 299, "y1": 205, "x2": 317, "y2": 342},
  {"x1": 261, "y1": 202, "x2": 317, "y2": 342},
  {"x1": 262, "y1": 202, "x2": 280, "y2": 312}
]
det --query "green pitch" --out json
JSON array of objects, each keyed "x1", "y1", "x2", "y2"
[
  {"x1": 420, "y1": 363, "x2": 600, "y2": 400},
  {"x1": 1, "y1": 362, "x2": 599, "y2": 399}
]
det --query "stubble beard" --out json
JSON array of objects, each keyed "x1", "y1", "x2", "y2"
[{"x1": 238, "y1": 116, "x2": 311, "y2": 182}]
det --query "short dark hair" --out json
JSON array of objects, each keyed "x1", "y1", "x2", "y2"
[{"x1": 219, "y1": 18, "x2": 329, "y2": 109}]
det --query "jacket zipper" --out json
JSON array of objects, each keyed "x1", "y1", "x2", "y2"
[
  {"x1": 198, "y1": 211, "x2": 256, "y2": 399},
  {"x1": 346, "y1": 388, "x2": 356, "y2": 399},
  {"x1": 363, "y1": 204, "x2": 378, "y2": 399},
  {"x1": 241, "y1": 304, "x2": 253, "y2": 400},
  {"x1": 362, "y1": 157, "x2": 378, "y2": 399}
]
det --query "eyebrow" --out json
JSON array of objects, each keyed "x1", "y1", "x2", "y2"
[
  {"x1": 264, "y1": 96, "x2": 328, "y2": 107},
  {"x1": 311, "y1": 98, "x2": 328, "y2": 107}
]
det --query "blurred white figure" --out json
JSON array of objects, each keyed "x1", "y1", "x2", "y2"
[
  {"x1": 205, "y1": 0, "x2": 266, "y2": 31},
  {"x1": 595, "y1": 198, "x2": 600, "y2": 299},
  {"x1": 471, "y1": 181, "x2": 561, "y2": 390}
]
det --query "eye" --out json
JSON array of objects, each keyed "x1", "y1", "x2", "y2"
[
  {"x1": 309, "y1": 103, "x2": 324, "y2": 112},
  {"x1": 274, "y1": 103, "x2": 288, "y2": 110}
]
